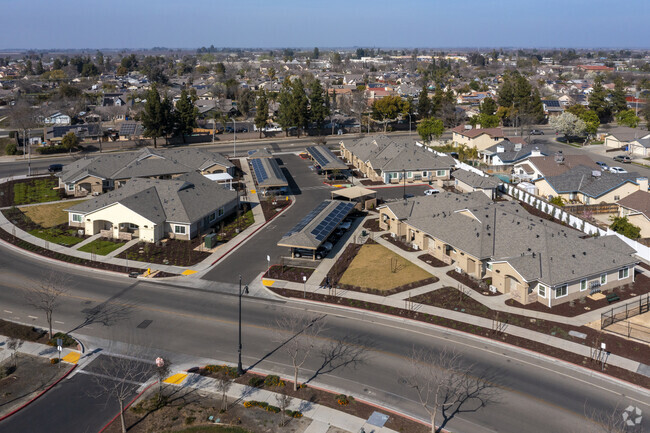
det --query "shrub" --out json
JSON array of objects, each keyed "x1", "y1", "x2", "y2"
[
  {"x1": 335, "y1": 394, "x2": 350, "y2": 405},
  {"x1": 48, "y1": 332, "x2": 76, "y2": 347},
  {"x1": 36, "y1": 145, "x2": 68, "y2": 155},
  {"x1": 266, "y1": 405, "x2": 280, "y2": 413},
  {"x1": 5, "y1": 142, "x2": 17, "y2": 155},
  {"x1": 249, "y1": 376, "x2": 264, "y2": 387},
  {"x1": 185, "y1": 416, "x2": 195, "y2": 425},
  {"x1": 50, "y1": 358, "x2": 59, "y2": 364},
  {"x1": 285, "y1": 409, "x2": 303, "y2": 418},
  {"x1": 204, "y1": 364, "x2": 239, "y2": 378},
  {"x1": 264, "y1": 375, "x2": 282, "y2": 387}
]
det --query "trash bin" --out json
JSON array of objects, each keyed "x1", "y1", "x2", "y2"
[{"x1": 204, "y1": 233, "x2": 217, "y2": 249}]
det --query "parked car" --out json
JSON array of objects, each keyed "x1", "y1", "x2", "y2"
[
  {"x1": 224, "y1": 126, "x2": 234, "y2": 133},
  {"x1": 609, "y1": 166, "x2": 628, "y2": 174},
  {"x1": 326, "y1": 173, "x2": 348, "y2": 181},
  {"x1": 424, "y1": 188, "x2": 440, "y2": 196},
  {"x1": 48, "y1": 163, "x2": 63, "y2": 173},
  {"x1": 293, "y1": 242, "x2": 333, "y2": 260},
  {"x1": 236, "y1": 127, "x2": 248, "y2": 133},
  {"x1": 338, "y1": 220, "x2": 352, "y2": 231},
  {"x1": 613, "y1": 155, "x2": 632, "y2": 164},
  {"x1": 595, "y1": 161, "x2": 609, "y2": 170},
  {"x1": 530, "y1": 129, "x2": 544, "y2": 135}
]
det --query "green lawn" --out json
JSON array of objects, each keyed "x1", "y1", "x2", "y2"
[
  {"x1": 78, "y1": 239, "x2": 126, "y2": 255},
  {"x1": 28, "y1": 227, "x2": 84, "y2": 246},
  {"x1": 13, "y1": 178, "x2": 60, "y2": 205}
]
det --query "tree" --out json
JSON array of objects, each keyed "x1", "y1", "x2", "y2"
[
  {"x1": 61, "y1": 132, "x2": 79, "y2": 152},
  {"x1": 312, "y1": 47, "x2": 319, "y2": 59},
  {"x1": 174, "y1": 89, "x2": 198, "y2": 143},
  {"x1": 589, "y1": 78, "x2": 611, "y2": 122},
  {"x1": 549, "y1": 112, "x2": 587, "y2": 139},
  {"x1": 277, "y1": 78, "x2": 294, "y2": 136},
  {"x1": 309, "y1": 79, "x2": 329, "y2": 134},
  {"x1": 472, "y1": 113, "x2": 500, "y2": 128},
  {"x1": 417, "y1": 118, "x2": 444, "y2": 144},
  {"x1": 479, "y1": 97, "x2": 497, "y2": 116},
  {"x1": 276, "y1": 391, "x2": 293, "y2": 427},
  {"x1": 141, "y1": 85, "x2": 173, "y2": 148},
  {"x1": 566, "y1": 105, "x2": 600, "y2": 137},
  {"x1": 611, "y1": 78, "x2": 628, "y2": 114},
  {"x1": 609, "y1": 216, "x2": 641, "y2": 239},
  {"x1": 417, "y1": 86, "x2": 431, "y2": 119},
  {"x1": 290, "y1": 78, "x2": 309, "y2": 137},
  {"x1": 254, "y1": 89, "x2": 269, "y2": 138},
  {"x1": 371, "y1": 95, "x2": 405, "y2": 132},
  {"x1": 401, "y1": 348, "x2": 499, "y2": 433},
  {"x1": 275, "y1": 313, "x2": 325, "y2": 391},
  {"x1": 7, "y1": 337, "x2": 23, "y2": 367},
  {"x1": 23, "y1": 272, "x2": 68, "y2": 339},
  {"x1": 615, "y1": 109, "x2": 640, "y2": 128},
  {"x1": 215, "y1": 373, "x2": 232, "y2": 412}
]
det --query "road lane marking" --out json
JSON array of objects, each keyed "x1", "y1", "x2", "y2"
[
  {"x1": 164, "y1": 373, "x2": 188, "y2": 384},
  {"x1": 76, "y1": 369, "x2": 145, "y2": 386},
  {"x1": 62, "y1": 352, "x2": 81, "y2": 364},
  {"x1": 55, "y1": 320, "x2": 65, "y2": 324},
  {"x1": 28, "y1": 315, "x2": 38, "y2": 319},
  {"x1": 3, "y1": 310, "x2": 12, "y2": 314}
]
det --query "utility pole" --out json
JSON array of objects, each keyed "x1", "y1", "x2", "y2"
[{"x1": 233, "y1": 117, "x2": 237, "y2": 158}]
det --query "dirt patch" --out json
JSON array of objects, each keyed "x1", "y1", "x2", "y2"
[
  {"x1": 0, "y1": 320, "x2": 48, "y2": 344},
  {"x1": 18, "y1": 200, "x2": 86, "y2": 228},
  {"x1": 268, "y1": 286, "x2": 650, "y2": 389},
  {"x1": 259, "y1": 198, "x2": 292, "y2": 221},
  {"x1": 263, "y1": 266, "x2": 315, "y2": 283},
  {"x1": 359, "y1": 179, "x2": 385, "y2": 186},
  {"x1": 361, "y1": 218, "x2": 382, "y2": 232},
  {"x1": 417, "y1": 253, "x2": 450, "y2": 268},
  {"x1": 380, "y1": 233, "x2": 417, "y2": 252},
  {"x1": 0, "y1": 354, "x2": 71, "y2": 418},
  {"x1": 117, "y1": 238, "x2": 210, "y2": 267},
  {"x1": 505, "y1": 273, "x2": 650, "y2": 317},
  {"x1": 0, "y1": 177, "x2": 64, "y2": 207},
  {"x1": 446, "y1": 270, "x2": 499, "y2": 296}
]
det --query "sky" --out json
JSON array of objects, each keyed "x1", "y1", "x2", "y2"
[{"x1": 1, "y1": 0, "x2": 649, "y2": 50}]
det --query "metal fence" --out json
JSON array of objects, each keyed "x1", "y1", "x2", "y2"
[
  {"x1": 601, "y1": 294, "x2": 650, "y2": 329},
  {"x1": 604, "y1": 320, "x2": 650, "y2": 343}
]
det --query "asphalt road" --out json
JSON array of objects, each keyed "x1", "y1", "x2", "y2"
[{"x1": 0, "y1": 246, "x2": 647, "y2": 433}]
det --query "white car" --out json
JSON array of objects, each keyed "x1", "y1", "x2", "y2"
[
  {"x1": 424, "y1": 188, "x2": 440, "y2": 196},
  {"x1": 609, "y1": 167, "x2": 628, "y2": 174}
]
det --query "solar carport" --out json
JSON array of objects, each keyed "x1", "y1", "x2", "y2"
[
  {"x1": 331, "y1": 186, "x2": 377, "y2": 210},
  {"x1": 249, "y1": 157, "x2": 288, "y2": 191},
  {"x1": 278, "y1": 200, "x2": 356, "y2": 259},
  {"x1": 306, "y1": 145, "x2": 348, "y2": 171}
]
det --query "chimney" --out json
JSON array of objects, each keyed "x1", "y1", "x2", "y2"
[
  {"x1": 514, "y1": 143, "x2": 522, "y2": 151},
  {"x1": 636, "y1": 177, "x2": 648, "y2": 191},
  {"x1": 496, "y1": 145, "x2": 505, "y2": 153},
  {"x1": 531, "y1": 147, "x2": 542, "y2": 157}
]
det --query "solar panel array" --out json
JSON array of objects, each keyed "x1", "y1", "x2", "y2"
[
  {"x1": 308, "y1": 146, "x2": 330, "y2": 168},
  {"x1": 268, "y1": 159, "x2": 286, "y2": 182},
  {"x1": 310, "y1": 202, "x2": 355, "y2": 241},
  {"x1": 284, "y1": 201, "x2": 330, "y2": 237},
  {"x1": 119, "y1": 122, "x2": 137, "y2": 136},
  {"x1": 543, "y1": 100, "x2": 561, "y2": 108},
  {"x1": 251, "y1": 158, "x2": 268, "y2": 183}
]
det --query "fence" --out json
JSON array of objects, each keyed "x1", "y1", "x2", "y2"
[
  {"x1": 604, "y1": 321, "x2": 650, "y2": 343},
  {"x1": 601, "y1": 294, "x2": 650, "y2": 329},
  {"x1": 563, "y1": 203, "x2": 619, "y2": 215}
]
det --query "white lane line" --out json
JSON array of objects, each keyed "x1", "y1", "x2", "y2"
[
  {"x1": 3, "y1": 310, "x2": 12, "y2": 314},
  {"x1": 54, "y1": 320, "x2": 65, "y2": 324},
  {"x1": 28, "y1": 315, "x2": 38, "y2": 319},
  {"x1": 75, "y1": 370, "x2": 146, "y2": 386}
]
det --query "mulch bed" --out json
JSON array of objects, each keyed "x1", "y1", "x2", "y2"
[
  {"x1": 505, "y1": 273, "x2": 650, "y2": 318},
  {"x1": 259, "y1": 198, "x2": 292, "y2": 221},
  {"x1": 117, "y1": 238, "x2": 210, "y2": 267},
  {"x1": 380, "y1": 233, "x2": 417, "y2": 252},
  {"x1": 0, "y1": 318, "x2": 48, "y2": 343},
  {"x1": 362, "y1": 218, "x2": 382, "y2": 232},
  {"x1": 518, "y1": 201, "x2": 579, "y2": 231},
  {"x1": 232, "y1": 372, "x2": 429, "y2": 433},
  {"x1": 269, "y1": 286, "x2": 650, "y2": 389},
  {"x1": 446, "y1": 270, "x2": 500, "y2": 296},
  {"x1": 417, "y1": 253, "x2": 450, "y2": 268},
  {"x1": 214, "y1": 204, "x2": 253, "y2": 243},
  {"x1": 359, "y1": 179, "x2": 385, "y2": 186},
  {"x1": 264, "y1": 265, "x2": 315, "y2": 283}
]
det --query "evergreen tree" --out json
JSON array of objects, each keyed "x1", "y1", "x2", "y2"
[
  {"x1": 277, "y1": 78, "x2": 294, "y2": 136},
  {"x1": 417, "y1": 118, "x2": 444, "y2": 143},
  {"x1": 35, "y1": 60, "x2": 44, "y2": 75},
  {"x1": 291, "y1": 78, "x2": 310, "y2": 137},
  {"x1": 308, "y1": 80, "x2": 329, "y2": 134},
  {"x1": 417, "y1": 86, "x2": 431, "y2": 119},
  {"x1": 312, "y1": 47, "x2": 319, "y2": 59},
  {"x1": 480, "y1": 97, "x2": 497, "y2": 115},
  {"x1": 174, "y1": 89, "x2": 198, "y2": 143},
  {"x1": 254, "y1": 90, "x2": 269, "y2": 138},
  {"x1": 589, "y1": 77, "x2": 611, "y2": 122},
  {"x1": 611, "y1": 78, "x2": 628, "y2": 114},
  {"x1": 141, "y1": 84, "x2": 173, "y2": 148}
]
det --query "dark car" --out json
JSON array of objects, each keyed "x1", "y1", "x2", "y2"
[
  {"x1": 48, "y1": 163, "x2": 63, "y2": 173},
  {"x1": 224, "y1": 126, "x2": 234, "y2": 133},
  {"x1": 326, "y1": 173, "x2": 348, "y2": 181},
  {"x1": 236, "y1": 127, "x2": 248, "y2": 133},
  {"x1": 530, "y1": 129, "x2": 544, "y2": 135},
  {"x1": 613, "y1": 155, "x2": 632, "y2": 163}
]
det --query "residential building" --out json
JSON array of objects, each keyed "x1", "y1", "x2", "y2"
[
  {"x1": 603, "y1": 127, "x2": 650, "y2": 149},
  {"x1": 340, "y1": 135, "x2": 455, "y2": 184},
  {"x1": 617, "y1": 191, "x2": 650, "y2": 238},
  {"x1": 452, "y1": 169, "x2": 501, "y2": 199},
  {"x1": 452, "y1": 126, "x2": 505, "y2": 151},
  {"x1": 629, "y1": 137, "x2": 650, "y2": 158},
  {"x1": 512, "y1": 154, "x2": 599, "y2": 181},
  {"x1": 480, "y1": 140, "x2": 547, "y2": 167},
  {"x1": 379, "y1": 193, "x2": 638, "y2": 307},
  {"x1": 66, "y1": 172, "x2": 237, "y2": 243},
  {"x1": 43, "y1": 112, "x2": 71, "y2": 125}
]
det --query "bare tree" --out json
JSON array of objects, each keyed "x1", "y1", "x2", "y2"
[
  {"x1": 6, "y1": 337, "x2": 23, "y2": 367},
  {"x1": 276, "y1": 390, "x2": 293, "y2": 427},
  {"x1": 582, "y1": 402, "x2": 644, "y2": 433},
  {"x1": 307, "y1": 336, "x2": 368, "y2": 384},
  {"x1": 215, "y1": 373, "x2": 232, "y2": 412},
  {"x1": 400, "y1": 348, "x2": 500, "y2": 433},
  {"x1": 154, "y1": 357, "x2": 171, "y2": 403},
  {"x1": 23, "y1": 272, "x2": 69, "y2": 339},
  {"x1": 275, "y1": 313, "x2": 325, "y2": 391}
]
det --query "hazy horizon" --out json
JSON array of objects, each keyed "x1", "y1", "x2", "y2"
[{"x1": 1, "y1": 0, "x2": 648, "y2": 50}]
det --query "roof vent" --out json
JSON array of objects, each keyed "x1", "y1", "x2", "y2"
[
  {"x1": 514, "y1": 143, "x2": 522, "y2": 151},
  {"x1": 592, "y1": 170, "x2": 601, "y2": 178}
]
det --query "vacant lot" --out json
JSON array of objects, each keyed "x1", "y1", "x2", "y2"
[
  {"x1": 78, "y1": 239, "x2": 126, "y2": 255},
  {"x1": 19, "y1": 199, "x2": 86, "y2": 228},
  {"x1": 339, "y1": 243, "x2": 433, "y2": 291}
]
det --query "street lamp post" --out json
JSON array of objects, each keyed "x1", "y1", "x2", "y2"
[
  {"x1": 233, "y1": 117, "x2": 237, "y2": 158},
  {"x1": 237, "y1": 274, "x2": 249, "y2": 375},
  {"x1": 408, "y1": 114, "x2": 412, "y2": 135}
]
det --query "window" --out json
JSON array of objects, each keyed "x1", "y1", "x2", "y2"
[
  {"x1": 486, "y1": 263, "x2": 493, "y2": 271},
  {"x1": 618, "y1": 267, "x2": 629, "y2": 280},
  {"x1": 538, "y1": 284, "x2": 546, "y2": 298},
  {"x1": 580, "y1": 279, "x2": 587, "y2": 291},
  {"x1": 67, "y1": 184, "x2": 74, "y2": 191},
  {"x1": 218, "y1": 207, "x2": 224, "y2": 217},
  {"x1": 389, "y1": 172, "x2": 398, "y2": 179},
  {"x1": 72, "y1": 214, "x2": 82, "y2": 223},
  {"x1": 209, "y1": 212, "x2": 217, "y2": 222},
  {"x1": 128, "y1": 223, "x2": 138, "y2": 230},
  {"x1": 174, "y1": 225, "x2": 186, "y2": 235},
  {"x1": 600, "y1": 273, "x2": 607, "y2": 285},
  {"x1": 555, "y1": 285, "x2": 568, "y2": 298},
  {"x1": 436, "y1": 170, "x2": 446, "y2": 177},
  {"x1": 614, "y1": 195, "x2": 620, "y2": 201},
  {"x1": 407, "y1": 171, "x2": 413, "y2": 178},
  {"x1": 422, "y1": 171, "x2": 428, "y2": 177}
]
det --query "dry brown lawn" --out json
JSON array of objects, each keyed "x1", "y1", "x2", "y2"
[
  {"x1": 19, "y1": 199, "x2": 87, "y2": 228},
  {"x1": 339, "y1": 243, "x2": 433, "y2": 291}
]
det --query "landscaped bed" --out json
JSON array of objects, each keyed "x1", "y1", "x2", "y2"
[
  {"x1": 417, "y1": 253, "x2": 451, "y2": 268},
  {"x1": 214, "y1": 207, "x2": 254, "y2": 243},
  {"x1": 259, "y1": 197, "x2": 292, "y2": 221},
  {"x1": 3, "y1": 206, "x2": 87, "y2": 246},
  {"x1": 446, "y1": 269, "x2": 501, "y2": 296},
  {"x1": 117, "y1": 238, "x2": 210, "y2": 267},
  {"x1": 380, "y1": 233, "x2": 418, "y2": 252},
  {"x1": 268, "y1": 286, "x2": 650, "y2": 389},
  {"x1": 77, "y1": 239, "x2": 126, "y2": 255},
  {"x1": 505, "y1": 273, "x2": 650, "y2": 317},
  {"x1": 263, "y1": 265, "x2": 315, "y2": 283},
  {"x1": 0, "y1": 176, "x2": 63, "y2": 207},
  {"x1": 362, "y1": 218, "x2": 382, "y2": 232},
  {"x1": 0, "y1": 318, "x2": 48, "y2": 344}
]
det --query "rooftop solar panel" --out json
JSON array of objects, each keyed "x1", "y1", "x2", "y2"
[
  {"x1": 310, "y1": 201, "x2": 355, "y2": 241},
  {"x1": 284, "y1": 201, "x2": 330, "y2": 237},
  {"x1": 309, "y1": 147, "x2": 330, "y2": 168}
]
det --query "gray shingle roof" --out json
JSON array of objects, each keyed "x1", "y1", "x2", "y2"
[
  {"x1": 452, "y1": 169, "x2": 501, "y2": 189},
  {"x1": 539, "y1": 165, "x2": 642, "y2": 199},
  {"x1": 481, "y1": 140, "x2": 548, "y2": 164}
]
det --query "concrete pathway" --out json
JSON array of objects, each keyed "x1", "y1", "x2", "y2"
[
  {"x1": 105, "y1": 238, "x2": 139, "y2": 258},
  {"x1": 69, "y1": 233, "x2": 102, "y2": 250}
]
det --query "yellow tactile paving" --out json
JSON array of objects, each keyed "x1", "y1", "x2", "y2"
[
  {"x1": 164, "y1": 373, "x2": 188, "y2": 384},
  {"x1": 62, "y1": 352, "x2": 80, "y2": 364},
  {"x1": 181, "y1": 269, "x2": 197, "y2": 276},
  {"x1": 262, "y1": 279, "x2": 275, "y2": 287}
]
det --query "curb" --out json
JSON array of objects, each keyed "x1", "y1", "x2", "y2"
[
  {"x1": 97, "y1": 381, "x2": 157, "y2": 433},
  {"x1": 210, "y1": 197, "x2": 295, "y2": 266},
  {"x1": 0, "y1": 364, "x2": 77, "y2": 422},
  {"x1": 262, "y1": 283, "x2": 650, "y2": 395}
]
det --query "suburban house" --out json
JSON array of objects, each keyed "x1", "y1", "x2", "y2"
[
  {"x1": 533, "y1": 165, "x2": 648, "y2": 204},
  {"x1": 43, "y1": 112, "x2": 71, "y2": 125},
  {"x1": 480, "y1": 140, "x2": 547, "y2": 167},
  {"x1": 512, "y1": 153, "x2": 599, "y2": 182},
  {"x1": 628, "y1": 137, "x2": 650, "y2": 158},
  {"x1": 617, "y1": 191, "x2": 650, "y2": 238},
  {"x1": 452, "y1": 169, "x2": 501, "y2": 199},
  {"x1": 541, "y1": 100, "x2": 564, "y2": 117},
  {"x1": 66, "y1": 172, "x2": 238, "y2": 243},
  {"x1": 57, "y1": 147, "x2": 235, "y2": 197},
  {"x1": 452, "y1": 126, "x2": 506, "y2": 151},
  {"x1": 44, "y1": 124, "x2": 101, "y2": 145},
  {"x1": 340, "y1": 135, "x2": 455, "y2": 184},
  {"x1": 603, "y1": 127, "x2": 650, "y2": 149},
  {"x1": 378, "y1": 192, "x2": 638, "y2": 307}
]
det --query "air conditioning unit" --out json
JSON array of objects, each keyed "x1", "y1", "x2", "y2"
[
  {"x1": 489, "y1": 285, "x2": 497, "y2": 293},
  {"x1": 455, "y1": 266, "x2": 463, "y2": 273},
  {"x1": 412, "y1": 243, "x2": 419, "y2": 250},
  {"x1": 391, "y1": 233, "x2": 396, "y2": 238},
  {"x1": 77, "y1": 229, "x2": 84, "y2": 236},
  {"x1": 92, "y1": 191, "x2": 100, "y2": 196}
]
